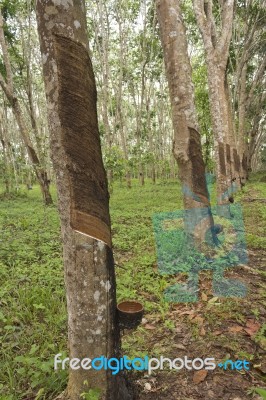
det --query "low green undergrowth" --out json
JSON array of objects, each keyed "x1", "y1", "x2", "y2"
[{"x1": 0, "y1": 175, "x2": 265, "y2": 398}]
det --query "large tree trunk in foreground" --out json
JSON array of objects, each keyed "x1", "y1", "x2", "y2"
[
  {"x1": 0, "y1": 12, "x2": 53, "y2": 205},
  {"x1": 36, "y1": 1, "x2": 131, "y2": 399},
  {"x1": 156, "y1": 0, "x2": 216, "y2": 245}
]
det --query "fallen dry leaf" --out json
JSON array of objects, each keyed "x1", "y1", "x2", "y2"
[
  {"x1": 144, "y1": 382, "x2": 152, "y2": 391},
  {"x1": 228, "y1": 325, "x2": 243, "y2": 334},
  {"x1": 213, "y1": 330, "x2": 223, "y2": 336},
  {"x1": 201, "y1": 293, "x2": 208, "y2": 302},
  {"x1": 208, "y1": 296, "x2": 219, "y2": 304},
  {"x1": 194, "y1": 316, "x2": 204, "y2": 326},
  {"x1": 200, "y1": 326, "x2": 206, "y2": 336},
  {"x1": 172, "y1": 343, "x2": 186, "y2": 350},
  {"x1": 254, "y1": 363, "x2": 266, "y2": 374},
  {"x1": 244, "y1": 319, "x2": 261, "y2": 337},
  {"x1": 179, "y1": 310, "x2": 195, "y2": 316},
  {"x1": 144, "y1": 324, "x2": 156, "y2": 330},
  {"x1": 193, "y1": 370, "x2": 208, "y2": 384}
]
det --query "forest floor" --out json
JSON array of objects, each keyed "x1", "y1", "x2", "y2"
[
  {"x1": 0, "y1": 174, "x2": 265, "y2": 399},
  {"x1": 120, "y1": 176, "x2": 266, "y2": 400}
]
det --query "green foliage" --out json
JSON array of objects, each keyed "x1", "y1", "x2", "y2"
[
  {"x1": 255, "y1": 388, "x2": 266, "y2": 400},
  {"x1": 260, "y1": 146, "x2": 266, "y2": 167},
  {"x1": 0, "y1": 0, "x2": 19, "y2": 19},
  {"x1": 103, "y1": 145, "x2": 126, "y2": 179},
  {"x1": 242, "y1": 181, "x2": 266, "y2": 249},
  {"x1": 254, "y1": 323, "x2": 266, "y2": 349},
  {"x1": 0, "y1": 186, "x2": 67, "y2": 399},
  {"x1": 192, "y1": 59, "x2": 213, "y2": 171},
  {"x1": 0, "y1": 177, "x2": 265, "y2": 398},
  {"x1": 81, "y1": 387, "x2": 101, "y2": 400},
  {"x1": 0, "y1": 180, "x2": 183, "y2": 398}
]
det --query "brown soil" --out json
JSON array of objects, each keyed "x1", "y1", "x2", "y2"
[{"x1": 129, "y1": 188, "x2": 266, "y2": 400}]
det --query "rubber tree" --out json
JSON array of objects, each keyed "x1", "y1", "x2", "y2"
[
  {"x1": 233, "y1": 0, "x2": 266, "y2": 179},
  {"x1": 92, "y1": 0, "x2": 114, "y2": 184},
  {"x1": 193, "y1": 0, "x2": 237, "y2": 205},
  {"x1": 156, "y1": 0, "x2": 217, "y2": 245},
  {"x1": 36, "y1": 1, "x2": 131, "y2": 399},
  {"x1": 0, "y1": 114, "x2": 11, "y2": 193},
  {"x1": 0, "y1": 11, "x2": 53, "y2": 205}
]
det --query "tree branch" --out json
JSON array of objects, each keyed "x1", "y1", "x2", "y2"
[
  {"x1": 0, "y1": 70, "x2": 13, "y2": 102},
  {"x1": 246, "y1": 54, "x2": 266, "y2": 109},
  {"x1": 217, "y1": 0, "x2": 235, "y2": 63},
  {"x1": 193, "y1": 0, "x2": 214, "y2": 51}
]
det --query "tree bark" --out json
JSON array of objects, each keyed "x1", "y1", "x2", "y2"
[
  {"x1": 0, "y1": 12, "x2": 53, "y2": 205},
  {"x1": 0, "y1": 127, "x2": 10, "y2": 193},
  {"x1": 114, "y1": 11, "x2": 131, "y2": 188},
  {"x1": 12, "y1": 98, "x2": 53, "y2": 204},
  {"x1": 193, "y1": 0, "x2": 236, "y2": 206},
  {"x1": 36, "y1": 1, "x2": 131, "y2": 399},
  {"x1": 94, "y1": 0, "x2": 113, "y2": 184},
  {"x1": 156, "y1": 0, "x2": 216, "y2": 245}
]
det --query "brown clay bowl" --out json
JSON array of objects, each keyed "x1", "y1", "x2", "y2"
[{"x1": 117, "y1": 301, "x2": 144, "y2": 329}]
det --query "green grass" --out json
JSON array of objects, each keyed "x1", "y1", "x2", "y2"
[
  {"x1": 0, "y1": 175, "x2": 265, "y2": 399},
  {"x1": 240, "y1": 179, "x2": 266, "y2": 249},
  {"x1": 0, "y1": 179, "x2": 182, "y2": 398},
  {"x1": 0, "y1": 187, "x2": 67, "y2": 398},
  {"x1": 110, "y1": 179, "x2": 183, "y2": 308}
]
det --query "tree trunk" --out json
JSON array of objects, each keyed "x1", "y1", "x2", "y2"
[
  {"x1": 204, "y1": 62, "x2": 231, "y2": 204},
  {"x1": 151, "y1": 165, "x2": 156, "y2": 184},
  {"x1": 12, "y1": 98, "x2": 53, "y2": 205},
  {"x1": 139, "y1": 166, "x2": 145, "y2": 186},
  {"x1": 36, "y1": 1, "x2": 131, "y2": 399},
  {"x1": 95, "y1": 0, "x2": 113, "y2": 184},
  {"x1": 156, "y1": 0, "x2": 216, "y2": 245},
  {"x1": 193, "y1": 0, "x2": 236, "y2": 208},
  {"x1": 0, "y1": 12, "x2": 53, "y2": 206},
  {"x1": 126, "y1": 170, "x2": 132, "y2": 188},
  {"x1": 0, "y1": 136, "x2": 10, "y2": 193},
  {"x1": 2, "y1": 106, "x2": 19, "y2": 191},
  {"x1": 237, "y1": 63, "x2": 248, "y2": 181},
  {"x1": 115, "y1": 14, "x2": 131, "y2": 189}
]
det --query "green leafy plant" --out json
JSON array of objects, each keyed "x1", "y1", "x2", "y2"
[
  {"x1": 255, "y1": 388, "x2": 266, "y2": 399},
  {"x1": 81, "y1": 388, "x2": 101, "y2": 400}
]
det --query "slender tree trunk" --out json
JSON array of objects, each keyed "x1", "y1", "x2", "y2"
[
  {"x1": 193, "y1": 0, "x2": 236, "y2": 207},
  {"x1": 237, "y1": 63, "x2": 248, "y2": 181},
  {"x1": 12, "y1": 99, "x2": 53, "y2": 205},
  {"x1": 95, "y1": 0, "x2": 113, "y2": 184},
  {"x1": 2, "y1": 106, "x2": 19, "y2": 191},
  {"x1": 36, "y1": 1, "x2": 131, "y2": 399},
  {"x1": 204, "y1": 60, "x2": 231, "y2": 203},
  {"x1": 0, "y1": 109, "x2": 11, "y2": 192},
  {"x1": 0, "y1": 12, "x2": 53, "y2": 205},
  {"x1": 156, "y1": 0, "x2": 216, "y2": 245},
  {"x1": 115, "y1": 15, "x2": 131, "y2": 189},
  {"x1": 0, "y1": 136, "x2": 10, "y2": 193}
]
